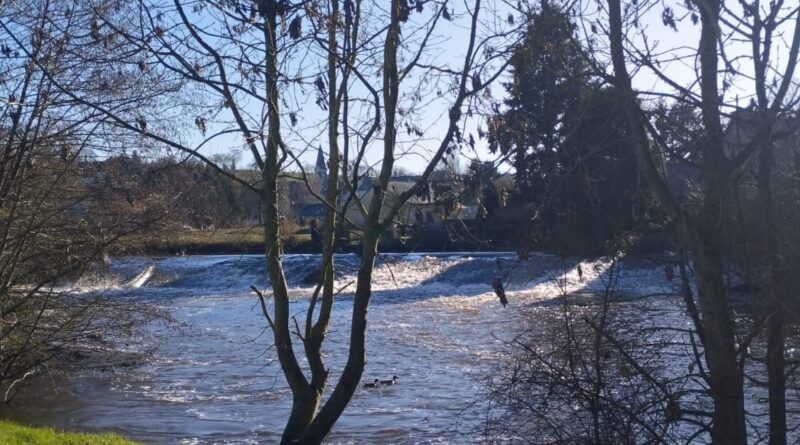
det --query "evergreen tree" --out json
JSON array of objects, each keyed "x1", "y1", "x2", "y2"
[
  {"x1": 558, "y1": 87, "x2": 645, "y2": 248},
  {"x1": 488, "y1": 1, "x2": 587, "y2": 197},
  {"x1": 489, "y1": 4, "x2": 650, "y2": 252}
]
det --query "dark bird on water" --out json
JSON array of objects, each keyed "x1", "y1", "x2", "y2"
[
  {"x1": 363, "y1": 379, "x2": 379, "y2": 388},
  {"x1": 380, "y1": 376, "x2": 398, "y2": 386},
  {"x1": 577, "y1": 264, "x2": 584, "y2": 281},
  {"x1": 492, "y1": 276, "x2": 507, "y2": 307}
]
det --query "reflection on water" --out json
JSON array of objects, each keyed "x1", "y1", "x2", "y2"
[{"x1": 0, "y1": 253, "x2": 677, "y2": 444}]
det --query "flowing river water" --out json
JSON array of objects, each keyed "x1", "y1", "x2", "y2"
[{"x1": 1, "y1": 253, "x2": 690, "y2": 443}]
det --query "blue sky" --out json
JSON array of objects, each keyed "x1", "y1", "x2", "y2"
[{"x1": 172, "y1": 0, "x2": 797, "y2": 175}]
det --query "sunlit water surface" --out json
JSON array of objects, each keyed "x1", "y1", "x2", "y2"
[{"x1": 2, "y1": 253, "x2": 681, "y2": 444}]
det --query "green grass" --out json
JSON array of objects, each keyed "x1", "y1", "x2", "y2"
[
  {"x1": 119, "y1": 227, "x2": 266, "y2": 254},
  {"x1": 117, "y1": 227, "x2": 322, "y2": 255},
  {"x1": 0, "y1": 420, "x2": 144, "y2": 445}
]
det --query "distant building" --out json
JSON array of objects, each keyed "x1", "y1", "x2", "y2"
[
  {"x1": 340, "y1": 171, "x2": 513, "y2": 232},
  {"x1": 298, "y1": 203, "x2": 327, "y2": 220},
  {"x1": 724, "y1": 109, "x2": 800, "y2": 196},
  {"x1": 662, "y1": 109, "x2": 800, "y2": 201},
  {"x1": 315, "y1": 147, "x2": 328, "y2": 195},
  {"x1": 230, "y1": 165, "x2": 516, "y2": 241}
]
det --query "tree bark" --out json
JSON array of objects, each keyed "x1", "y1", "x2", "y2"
[
  {"x1": 758, "y1": 133, "x2": 786, "y2": 445},
  {"x1": 300, "y1": 228, "x2": 380, "y2": 443},
  {"x1": 258, "y1": 5, "x2": 320, "y2": 443},
  {"x1": 693, "y1": 2, "x2": 747, "y2": 441},
  {"x1": 605, "y1": 0, "x2": 747, "y2": 442},
  {"x1": 298, "y1": 2, "x2": 402, "y2": 441},
  {"x1": 305, "y1": 0, "x2": 342, "y2": 399},
  {"x1": 689, "y1": 236, "x2": 746, "y2": 444}
]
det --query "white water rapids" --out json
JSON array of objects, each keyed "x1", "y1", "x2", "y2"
[{"x1": 1, "y1": 253, "x2": 700, "y2": 443}]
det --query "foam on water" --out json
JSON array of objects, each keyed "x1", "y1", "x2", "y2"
[
  {"x1": 125, "y1": 265, "x2": 155, "y2": 288},
  {"x1": 2, "y1": 253, "x2": 700, "y2": 444}
]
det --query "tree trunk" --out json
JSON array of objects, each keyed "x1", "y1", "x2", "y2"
[
  {"x1": 689, "y1": 236, "x2": 747, "y2": 444},
  {"x1": 757, "y1": 136, "x2": 786, "y2": 445},
  {"x1": 693, "y1": 1, "x2": 747, "y2": 441},
  {"x1": 766, "y1": 310, "x2": 786, "y2": 445},
  {"x1": 305, "y1": 0, "x2": 342, "y2": 398},
  {"x1": 263, "y1": 161, "x2": 320, "y2": 443},
  {"x1": 264, "y1": 157, "x2": 321, "y2": 444},
  {"x1": 296, "y1": 3, "x2": 402, "y2": 441},
  {"x1": 300, "y1": 227, "x2": 380, "y2": 443},
  {"x1": 258, "y1": 5, "x2": 319, "y2": 443},
  {"x1": 605, "y1": 0, "x2": 748, "y2": 442}
]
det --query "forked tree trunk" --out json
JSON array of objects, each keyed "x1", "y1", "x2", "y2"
[
  {"x1": 297, "y1": 2, "x2": 403, "y2": 440},
  {"x1": 299, "y1": 227, "x2": 381, "y2": 443},
  {"x1": 258, "y1": 0, "x2": 477, "y2": 440}
]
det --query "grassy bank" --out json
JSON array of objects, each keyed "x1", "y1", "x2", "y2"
[
  {"x1": 0, "y1": 420, "x2": 143, "y2": 445},
  {"x1": 119, "y1": 227, "x2": 271, "y2": 255},
  {"x1": 116, "y1": 226, "x2": 497, "y2": 256}
]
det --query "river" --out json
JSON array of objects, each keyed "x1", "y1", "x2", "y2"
[{"x1": 1, "y1": 252, "x2": 685, "y2": 444}]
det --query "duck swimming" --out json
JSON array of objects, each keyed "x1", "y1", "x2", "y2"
[
  {"x1": 380, "y1": 376, "x2": 398, "y2": 385},
  {"x1": 363, "y1": 378, "x2": 379, "y2": 388}
]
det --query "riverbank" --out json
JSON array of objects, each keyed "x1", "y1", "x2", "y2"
[
  {"x1": 0, "y1": 420, "x2": 143, "y2": 444},
  {"x1": 116, "y1": 227, "x2": 268, "y2": 255},
  {"x1": 114, "y1": 227, "x2": 507, "y2": 256}
]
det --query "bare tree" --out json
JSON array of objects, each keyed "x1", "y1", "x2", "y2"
[
  {"x1": 21, "y1": 0, "x2": 515, "y2": 442},
  {"x1": 575, "y1": 0, "x2": 800, "y2": 442},
  {"x1": 0, "y1": 0, "x2": 167, "y2": 399},
  {"x1": 484, "y1": 260, "x2": 692, "y2": 444}
]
